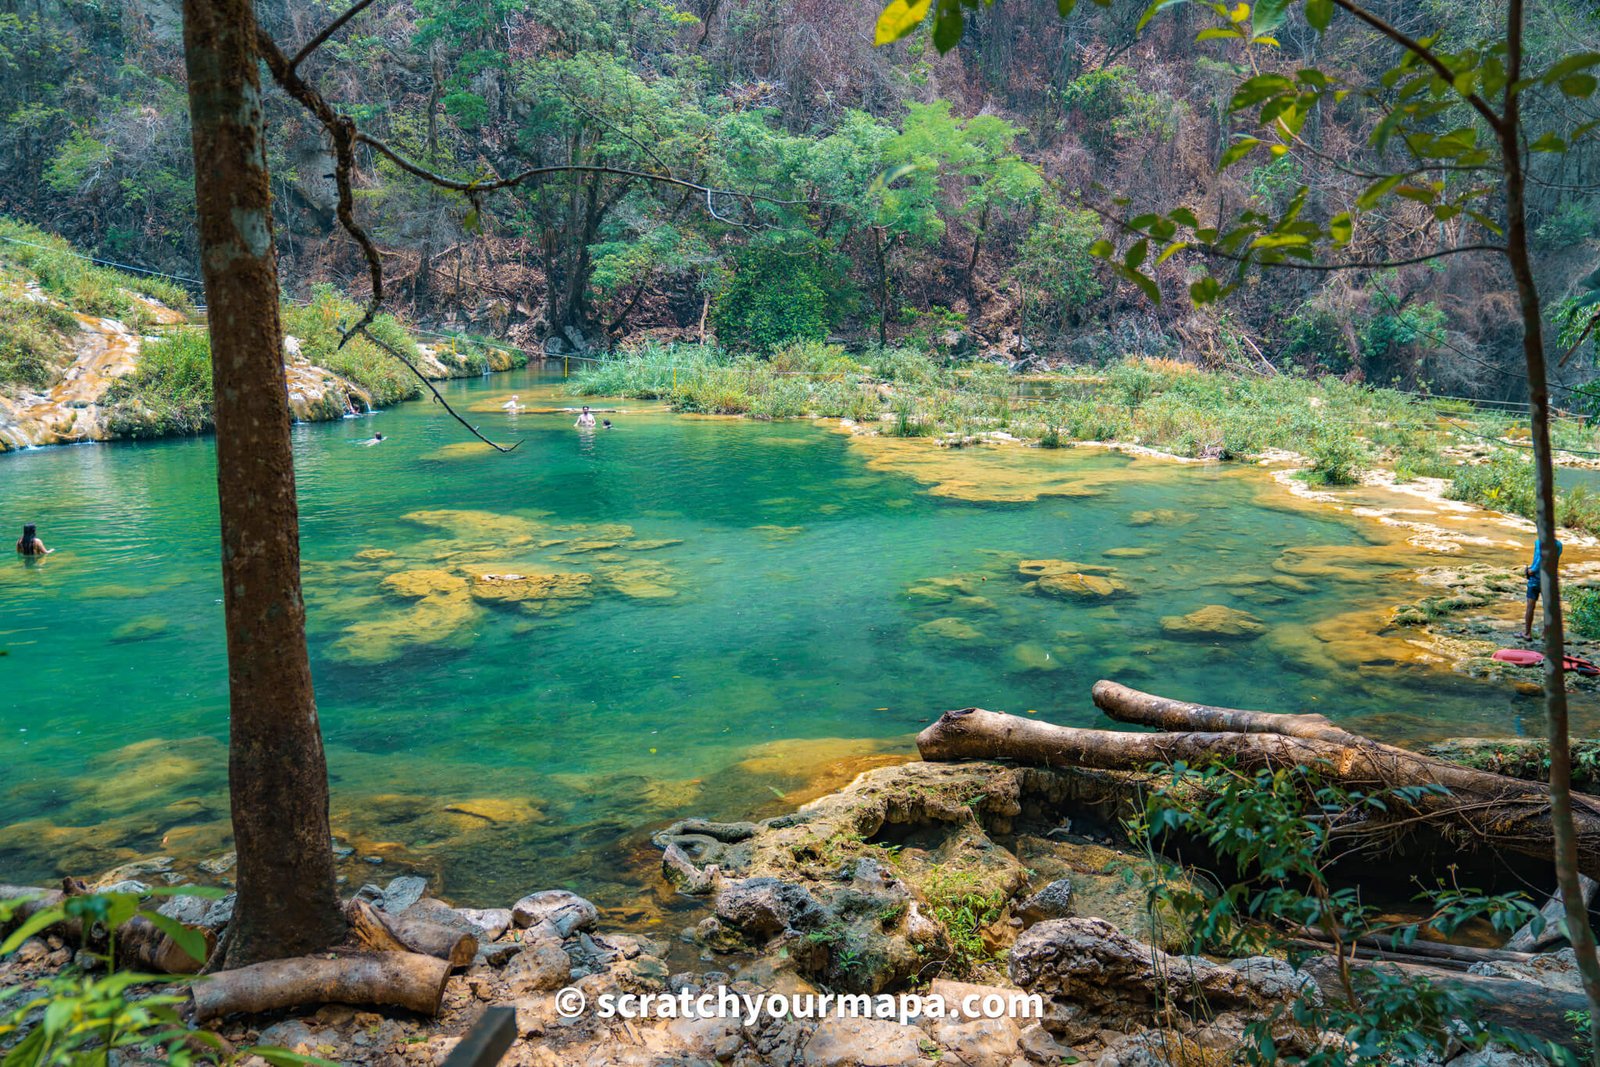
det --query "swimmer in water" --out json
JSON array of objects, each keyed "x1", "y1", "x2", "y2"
[
  {"x1": 602, "y1": 419, "x2": 613, "y2": 430},
  {"x1": 575, "y1": 406, "x2": 596, "y2": 429},
  {"x1": 16, "y1": 523, "x2": 52, "y2": 556},
  {"x1": 359, "y1": 432, "x2": 385, "y2": 446}
]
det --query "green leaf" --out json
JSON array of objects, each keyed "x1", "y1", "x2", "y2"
[
  {"x1": 1329, "y1": 212, "x2": 1352, "y2": 244},
  {"x1": 1356, "y1": 174, "x2": 1403, "y2": 210},
  {"x1": 1305, "y1": 0, "x2": 1332, "y2": 29},
  {"x1": 1542, "y1": 52, "x2": 1600, "y2": 85},
  {"x1": 1088, "y1": 239, "x2": 1115, "y2": 258},
  {"x1": 1530, "y1": 132, "x2": 1568, "y2": 154},
  {"x1": 1251, "y1": 0, "x2": 1290, "y2": 36},
  {"x1": 1125, "y1": 267, "x2": 1161, "y2": 303},
  {"x1": 1154, "y1": 240, "x2": 1189, "y2": 265},
  {"x1": 931, "y1": 7, "x2": 963, "y2": 53},
  {"x1": 138, "y1": 910, "x2": 210, "y2": 965},
  {"x1": 1562, "y1": 74, "x2": 1598, "y2": 98},
  {"x1": 1125, "y1": 238, "x2": 1149, "y2": 270},
  {"x1": 1, "y1": 905, "x2": 64, "y2": 955},
  {"x1": 1056, "y1": 0, "x2": 1077, "y2": 15},
  {"x1": 874, "y1": 0, "x2": 933, "y2": 45},
  {"x1": 462, "y1": 207, "x2": 481, "y2": 234},
  {"x1": 1218, "y1": 137, "x2": 1262, "y2": 170},
  {"x1": 1230, "y1": 74, "x2": 1293, "y2": 110},
  {"x1": 1135, "y1": 0, "x2": 1180, "y2": 33},
  {"x1": 1196, "y1": 26, "x2": 1240, "y2": 42}
]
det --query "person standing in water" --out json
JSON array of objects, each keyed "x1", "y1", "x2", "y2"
[
  {"x1": 16, "y1": 523, "x2": 52, "y2": 556},
  {"x1": 1523, "y1": 536, "x2": 1563, "y2": 640},
  {"x1": 503, "y1": 395, "x2": 522, "y2": 412},
  {"x1": 575, "y1": 406, "x2": 596, "y2": 429}
]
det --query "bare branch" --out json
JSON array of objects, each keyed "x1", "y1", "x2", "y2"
[
  {"x1": 290, "y1": 0, "x2": 379, "y2": 71},
  {"x1": 357, "y1": 327, "x2": 522, "y2": 453},
  {"x1": 256, "y1": 28, "x2": 384, "y2": 343}
]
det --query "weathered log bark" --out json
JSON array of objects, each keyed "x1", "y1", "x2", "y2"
[
  {"x1": 1290, "y1": 927, "x2": 1536, "y2": 968},
  {"x1": 1301, "y1": 955, "x2": 1588, "y2": 1049},
  {"x1": 189, "y1": 951, "x2": 451, "y2": 1021},
  {"x1": 344, "y1": 899, "x2": 476, "y2": 967},
  {"x1": 917, "y1": 689, "x2": 1600, "y2": 879},
  {"x1": 0, "y1": 885, "x2": 211, "y2": 974},
  {"x1": 1508, "y1": 874, "x2": 1600, "y2": 953}
]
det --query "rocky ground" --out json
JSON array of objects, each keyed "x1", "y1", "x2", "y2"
[{"x1": 1, "y1": 759, "x2": 1584, "y2": 1066}]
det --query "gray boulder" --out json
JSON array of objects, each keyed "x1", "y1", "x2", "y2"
[{"x1": 512, "y1": 890, "x2": 599, "y2": 936}]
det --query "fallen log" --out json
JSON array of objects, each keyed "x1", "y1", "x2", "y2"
[
  {"x1": 189, "y1": 950, "x2": 451, "y2": 1021},
  {"x1": 1288, "y1": 928, "x2": 1536, "y2": 970},
  {"x1": 1507, "y1": 874, "x2": 1599, "y2": 952},
  {"x1": 1, "y1": 883, "x2": 211, "y2": 974},
  {"x1": 344, "y1": 898, "x2": 476, "y2": 967},
  {"x1": 916, "y1": 686, "x2": 1600, "y2": 880},
  {"x1": 1299, "y1": 955, "x2": 1587, "y2": 1049}
]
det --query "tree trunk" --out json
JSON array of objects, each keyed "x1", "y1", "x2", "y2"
[
  {"x1": 182, "y1": 0, "x2": 344, "y2": 966},
  {"x1": 1499, "y1": 5, "x2": 1600, "y2": 1058},
  {"x1": 916, "y1": 690, "x2": 1600, "y2": 878}
]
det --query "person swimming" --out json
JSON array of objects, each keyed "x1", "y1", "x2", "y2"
[
  {"x1": 359, "y1": 432, "x2": 385, "y2": 447},
  {"x1": 16, "y1": 523, "x2": 51, "y2": 556},
  {"x1": 602, "y1": 419, "x2": 613, "y2": 430},
  {"x1": 575, "y1": 406, "x2": 596, "y2": 429},
  {"x1": 503, "y1": 395, "x2": 522, "y2": 412}
]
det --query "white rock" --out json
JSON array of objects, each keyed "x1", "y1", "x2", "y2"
[{"x1": 802, "y1": 1017, "x2": 925, "y2": 1066}]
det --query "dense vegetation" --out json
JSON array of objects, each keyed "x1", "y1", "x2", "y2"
[{"x1": 4, "y1": 0, "x2": 1600, "y2": 402}]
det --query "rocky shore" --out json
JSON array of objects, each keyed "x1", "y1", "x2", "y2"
[{"x1": 1, "y1": 758, "x2": 1585, "y2": 1066}]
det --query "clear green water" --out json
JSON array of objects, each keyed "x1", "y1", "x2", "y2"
[{"x1": 0, "y1": 369, "x2": 1564, "y2": 911}]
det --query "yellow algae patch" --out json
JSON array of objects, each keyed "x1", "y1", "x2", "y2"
[
  {"x1": 840, "y1": 433, "x2": 1117, "y2": 503},
  {"x1": 1010, "y1": 642, "x2": 1060, "y2": 671},
  {"x1": 468, "y1": 570, "x2": 594, "y2": 611},
  {"x1": 905, "y1": 574, "x2": 987, "y2": 602},
  {"x1": 599, "y1": 564, "x2": 677, "y2": 600},
  {"x1": 1018, "y1": 559, "x2": 1113, "y2": 578},
  {"x1": 1129, "y1": 508, "x2": 1196, "y2": 527},
  {"x1": 564, "y1": 540, "x2": 622, "y2": 552},
  {"x1": 556, "y1": 522, "x2": 635, "y2": 540},
  {"x1": 441, "y1": 797, "x2": 543, "y2": 828},
  {"x1": 912, "y1": 617, "x2": 986, "y2": 643},
  {"x1": 753, "y1": 524, "x2": 806, "y2": 539},
  {"x1": 333, "y1": 589, "x2": 476, "y2": 664},
  {"x1": 1104, "y1": 546, "x2": 1159, "y2": 558},
  {"x1": 421, "y1": 441, "x2": 498, "y2": 461},
  {"x1": 1035, "y1": 572, "x2": 1129, "y2": 600},
  {"x1": 355, "y1": 548, "x2": 398, "y2": 561},
  {"x1": 382, "y1": 569, "x2": 467, "y2": 599},
  {"x1": 1160, "y1": 605, "x2": 1266, "y2": 640},
  {"x1": 1272, "y1": 545, "x2": 1399, "y2": 582},
  {"x1": 110, "y1": 616, "x2": 169, "y2": 642},
  {"x1": 627, "y1": 539, "x2": 684, "y2": 552},
  {"x1": 402, "y1": 508, "x2": 551, "y2": 544},
  {"x1": 76, "y1": 736, "x2": 228, "y2": 814}
]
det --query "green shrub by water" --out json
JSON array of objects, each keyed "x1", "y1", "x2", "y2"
[
  {"x1": 0, "y1": 297, "x2": 77, "y2": 389},
  {"x1": 1571, "y1": 587, "x2": 1600, "y2": 639},
  {"x1": 282, "y1": 287, "x2": 423, "y2": 406},
  {"x1": 1447, "y1": 451, "x2": 1600, "y2": 535},
  {"x1": 104, "y1": 327, "x2": 214, "y2": 437}
]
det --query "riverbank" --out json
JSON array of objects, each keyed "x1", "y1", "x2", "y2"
[
  {"x1": 0, "y1": 752, "x2": 1582, "y2": 1066},
  {"x1": 0, "y1": 221, "x2": 523, "y2": 451}
]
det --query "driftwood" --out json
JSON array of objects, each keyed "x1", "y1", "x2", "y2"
[
  {"x1": 1290, "y1": 927, "x2": 1536, "y2": 970},
  {"x1": 189, "y1": 950, "x2": 452, "y2": 1021},
  {"x1": 915, "y1": 683, "x2": 1600, "y2": 879},
  {"x1": 344, "y1": 899, "x2": 477, "y2": 967},
  {"x1": 1, "y1": 883, "x2": 212, "y2": 974},
  {"x1": 1507, "y1": 874, "x2": 1599, "y2": 952}
]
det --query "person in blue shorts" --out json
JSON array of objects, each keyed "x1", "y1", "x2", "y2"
[{"x1": 1523, "y1": 537, "x2": 1562, "y2": 640}]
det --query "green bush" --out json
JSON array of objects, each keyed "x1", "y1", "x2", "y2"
[
  {"x1": 104, "y1": 328, "x2": 215, "y2": 437},
  {"x1": 1571, "y1": 587, "x2": 1600, "y2": 639},
  {"x1": 0, "y1": 298, "x2": 76, "y2": 388},
  {"x1": 711, "y1": 245, "x2": 831, "y2": 353},
  {"x1": 1305, "y1": 435, "x2": 1370, "y2": 486},
  {"x1": 282, "y1": 287, "x2": 422, "y2": 406}
]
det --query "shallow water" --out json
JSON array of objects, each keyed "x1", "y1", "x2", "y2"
[{"x1": 0, "y1": 369, "x2": 1582, "y2": 912}]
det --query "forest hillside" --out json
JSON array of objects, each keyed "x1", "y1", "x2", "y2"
[{"x1": 3, "y1": 0, "x2": 1600, "y2": 401}]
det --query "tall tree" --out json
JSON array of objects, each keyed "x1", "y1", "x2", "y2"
[
  {"x1": 182, "y1": 0, "x2": 344, "y2": 966},
  {"x1": 878, "y1": 0, "x2": 1600, "y2": 1060}
]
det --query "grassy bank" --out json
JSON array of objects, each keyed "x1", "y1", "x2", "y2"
[
  {"x1": 0, "y1": 218, "x2": 193, "y2": 324},
  {"x1": 568, "y1": 346, "x2": 1458, "y2": 483},
  {"x1": 568, "y1": 344, "x2": 1600, "y2": 530}
]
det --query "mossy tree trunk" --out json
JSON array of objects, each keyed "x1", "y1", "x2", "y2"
[{"x1": 181, "y1": 0, "x2": 345, "y2": 966}]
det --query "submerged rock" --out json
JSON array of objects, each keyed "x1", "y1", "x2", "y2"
[
  {"x1": 912, "y1": 617, "x2": 986, "y2": 643},
  {"x1": 1159, "y1": 604, "x2": 1265, "y2": 640}
]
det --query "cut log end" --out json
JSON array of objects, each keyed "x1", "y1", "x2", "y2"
[{"x1": 190, "y1": 950, "x2": 452, "y2": 1022}]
